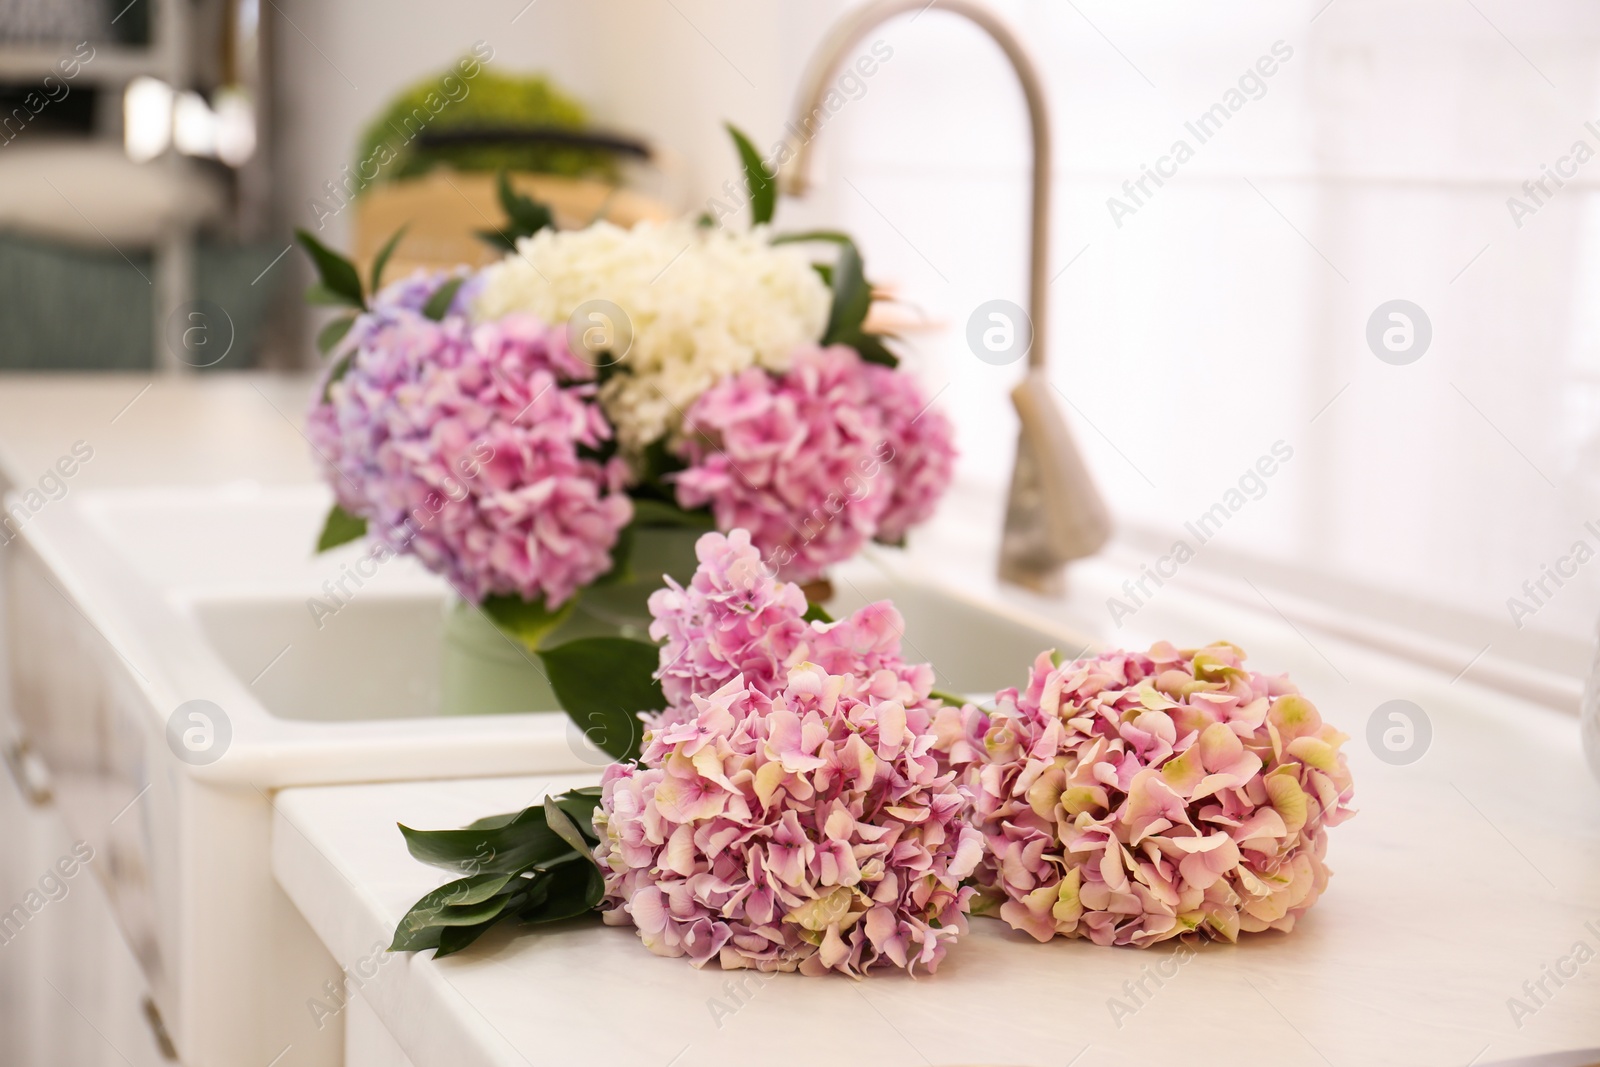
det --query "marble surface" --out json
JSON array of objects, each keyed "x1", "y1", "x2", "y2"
[{"x1": 274, "y1": 617, "x2": 1600, "y2": 1067}]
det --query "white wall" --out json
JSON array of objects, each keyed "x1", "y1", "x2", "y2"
[{"x1": 271, "y1": 0, "x2": 853, "y2": 244}]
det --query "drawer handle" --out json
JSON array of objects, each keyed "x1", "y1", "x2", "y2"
[{"x1": 2, "y1": 737, "x2": 52, "y2": 806}]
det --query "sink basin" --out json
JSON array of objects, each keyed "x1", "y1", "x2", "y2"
[
  {"x1": 191, "y1": 593, "x2": 444, "y2": 723},
  {"x1": 5, "y1": 483, "x2": 1093, "y2": 1067}
]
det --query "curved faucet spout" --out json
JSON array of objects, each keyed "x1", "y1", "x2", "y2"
[
  {"x1": 779, "y1": 0, "x2": 1111, "y2": 592},
  {"x1": 781, "y1": 0, "x2": 1051, "y2": 367}
]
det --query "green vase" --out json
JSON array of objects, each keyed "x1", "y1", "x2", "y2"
[{"x1": 438, "y1": 527, "x2": 703, "y2": 716}]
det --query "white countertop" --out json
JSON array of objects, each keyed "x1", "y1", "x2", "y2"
[
  {"x1": 0, "y1": 373, "x2": 318, "y2": 494},
  {"x1": 272, "y1": 591, "x2": 1600, "y2": 1067},
  {"x1": 2, "y1": 377, "x2": 1593, "y2": 1064}
]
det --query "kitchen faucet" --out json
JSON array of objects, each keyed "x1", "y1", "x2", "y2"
[{"x1": 779, "y1": 0, "x2": 1112, "y2": 593}]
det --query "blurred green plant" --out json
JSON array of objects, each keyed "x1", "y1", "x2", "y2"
[{"x1": 353, "y1": 68, "x2": 618, "y2": 189}]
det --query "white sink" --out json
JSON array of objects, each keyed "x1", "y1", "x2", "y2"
[{"x1": 5, "y1": 484, "x2": 1092, "y2": 1067}]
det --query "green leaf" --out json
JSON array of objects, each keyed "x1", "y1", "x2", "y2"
[
  {"x1": 777, "y1": 232, "x2": 899, "y2": 367},
  {"x1": 590, "y1": 520, "x2": 635, "y2": 588},
  {"x1": 316, "y1": 315, "x2": 356, "y2": 356},
  {"x1": 823, "y1": 239, "x2": 871, "y2": 346},
  {"x1": 433, "y1": 917, "x2": 507, "y2": 957},
  {"x1": 802, "y1": 602, "x2": 833, "y2": 624},
  {"x1": 627, "y1": 497, "x2": 715, "y2": 530},
  {"x1": 295, "y1": 228, "x2": 365, "y2": 309},
  {"x1": 501, "y1": 170, "x2": 555, "y2": 234},
  {"x1": 319, "y1": 350, "x2": 357, "y2": 403},
  {"x1": 634, "y1": 437, "x2": 687, "y2": 487},
  {"x1": 850, "y1": 332, "x2": 898, "y2": 367},
  {"x1": 388, "y1": 871, "x2": 519, "y2": 952},
  {"x1": 476, "y1": 228, "x2": 518, "y2": 253},
  {"x1": 306, "y1": 282, "x2": 358, "y2": 307},
  {"x1": 399, "y1": 815, "x2": 560, "y2": 875},
  {"x1": 726, "y1": 123, "x2": 776, "y2": 226},
  {"x1": 315, "y1": 504, "x2": 367, "y2": 552},
  {"x1": 536, "y1": 636, "x2": 663, "y2": 763},
  {"x1": 389, "y1": 914, "x2": 447, "y2": 953},
  {"x1": 464, "y1": 809, "x2": 530, "y2": 833},
  {"x1": 398, "y1": 882, "x2": 517, "y2": 934},
  {"x1": 369, "y1": 225, "x2": 408, "y2": 294},
  {"x1": 389, "y1": 788, "x2": 606, "y2": 957},
  {"x1": 479, "y1": 593, "x2": 578, "y2": 653},
  {"x1": 421, "y1": 276, "x2": 466, "y2": 321},
  {"x1": 478, "y1": 170, "x2": 555, "y2": 252},
  {"x1": 551, "y1": 786, "x2": 603, "y2": 835},
  {"x1": 812, "y1": 237, "x2": 898, "y2": 368},
  {"x1": 518, "y1": 863, "x2": 604, "y2": 925},
  {"x1": 433, "y1": 870, "x2": 520, "y2": 908},
  {"x1": 771, "y1": 230, "x2": 854, "y2": 246},
  {"x1": 421, "y1": 890, "x2": 518, "y2": 929},
  {"x1": 543, "y1": 795, "x2": 593, "y2": 858}
]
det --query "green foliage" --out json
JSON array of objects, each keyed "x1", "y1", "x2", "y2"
[
  {"x1": 316, "y1": 316, "x2": 356, "y2": 356},
  {"x1": 477, "y1": 170, "x2": 556, "y2": 251},
  {"x1": 295, "y1": 229, "x2": 364, "y2": 309},
  {"x1": 802, "y1": 601, "x2": 834, "y2": 624},
  {"x1": 536, "y1": 637, "x2": 663, "y2": 763},
  {"x1": 771, "y1": 230, "x2": 854, "y2": 246},
  {"x1": 774, "y1": 230, "x2": 898, "y2": 367},
  {"x1": 725, "y1": 122, "x2": 776, "y2": 226},
  {"x1": 389, "y1": 787, "x2": 606, "y2": 957},
  {"x1": 627, "y1": 497, "x2": 714, "y2": 530},
  {"x1": 353, "y1": 68, "x2": 618, "y2": 189},
  {"x1": 821, "y1": 238, "x2": 897, "y2": 366},
  {"x1": 631, "y1": 438, "x2": 688, "y2": 498},
  {"x1": 369, "y1": 225, "x2": 408, "y2": 293},
  {"x1": 297, "y1": 228, "x2": 368, "y2": 389},
  {"x1": 479, "y1": 593, "x2": 578, "y2": 653},
  {"x1": 319, "y1": 350, "x2": 356, "y2": 403},
  {"x1": 824, "y1": 239, "x2": 871, "y2": 346},
  {"x1": 315, "y1": 504, "x2": 367, "y2": 552},
  {"x1": 421, "y1": 276, "x2": 466, "y2": 321}
]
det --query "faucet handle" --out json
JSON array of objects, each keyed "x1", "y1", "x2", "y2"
[{"x1": 999, "y1": 371, "x2": 1112, "y2": 593}]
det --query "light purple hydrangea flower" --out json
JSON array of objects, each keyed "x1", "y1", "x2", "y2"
[
  {"x1": 306, "y1": 281, "x2": 632, "y2": 608},
  {"x1": 947, "y1": 642, "x2": 1356, "y2": 947},
  {"x1": 595, "y1": 530, "x2": 979, "y2": 975},
  {"x1": 674, "y1": 345, "x2": 955, "y2": 583},
  {"x1": 369, "y1": 266, "x2": 481, "y2": 318}
]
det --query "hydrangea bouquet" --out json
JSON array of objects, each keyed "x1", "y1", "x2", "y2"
[
  {"x1": 388, "y1": 531, "x2": 1355, "y2": 975},
  {"x1": 391, "y1": 530, "x2": 980, "y2": 971},
  {"x1": 296, "y1": 126, "x2": 956, "y2": 692}
]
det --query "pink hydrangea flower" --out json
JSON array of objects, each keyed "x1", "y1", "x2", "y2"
[
  {"x1": 648, "y1": 530, "x2": 932, "y2": 710},
  {"x1": 674, "y1": 345, "x2": 954, "y2": 583},
  {"x1": 306, "y1": 288, "x2": 632, "y2": 608},
  {"x1": 864, "y1": 362, "x2": 956, "y2": 545},
  {"x1": 595, "y1": 666, "x2": 980, "y2": 975},
  {"x1": 597, "y1": 530, "x2": 977, "y2": 975},
  {"x1": 954, "y1": 642, "x2": 1355, "y2": 947}
]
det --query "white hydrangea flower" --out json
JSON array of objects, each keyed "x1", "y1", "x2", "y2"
[{"x1": 473, "y1": 220, "x2": 831, "y2": 452}]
